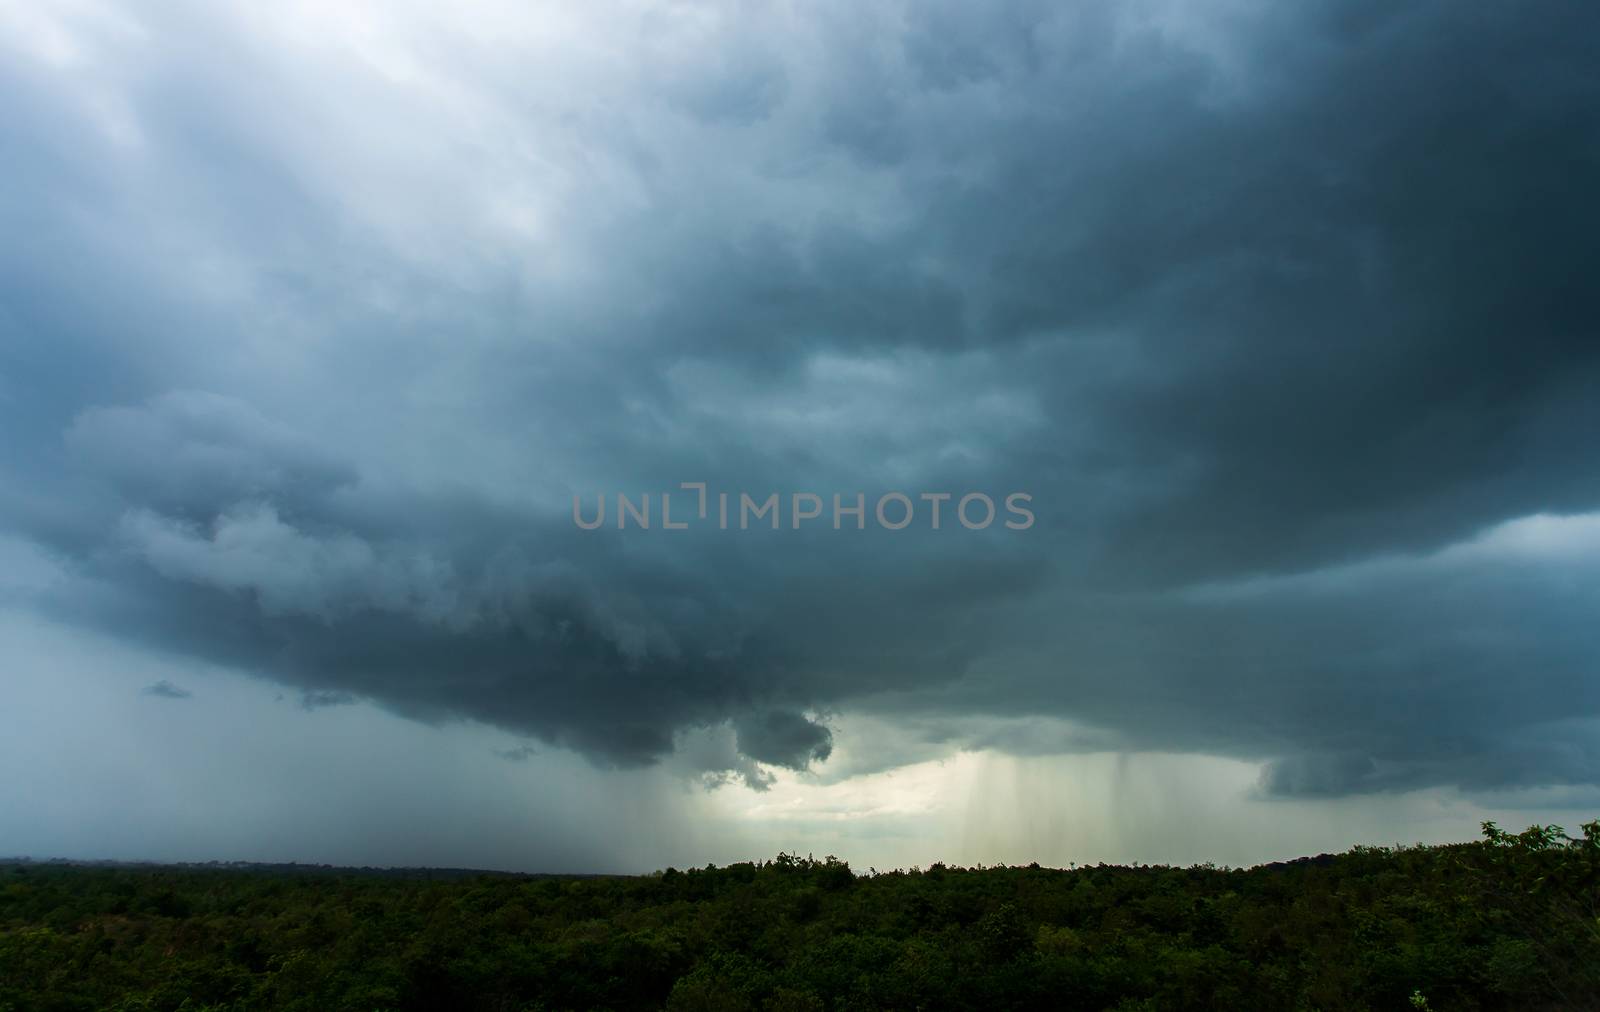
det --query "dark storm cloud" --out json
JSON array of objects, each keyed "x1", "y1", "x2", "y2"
[
  {"x1": 2, "y1": 0, "x2": 1598, "y2": 794},
  {"x1": 734, "y1": 711, "x2": 835, "y2": 770},
  {"x1": 141, "y1": 680, "x2": 192, "y2": 700}
]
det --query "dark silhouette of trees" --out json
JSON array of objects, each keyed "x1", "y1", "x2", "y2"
[{"x1": 1, "y1": 825, "x2": 1596, "y2": 1010}]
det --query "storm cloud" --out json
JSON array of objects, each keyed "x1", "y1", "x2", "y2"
[{"x1": 2, "y1": 0, "x2": 1598, "y2": 804}]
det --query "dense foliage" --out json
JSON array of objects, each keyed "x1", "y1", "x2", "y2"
[{"x1": 2, "y1": 822, "x2": 1597, "y2": 1011}]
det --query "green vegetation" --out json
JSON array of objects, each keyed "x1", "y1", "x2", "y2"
[{"x1": 2, "y1": 822, "x2": 1596, "y2": 1011}]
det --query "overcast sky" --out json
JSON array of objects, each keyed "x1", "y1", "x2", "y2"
[{"x1": 2, "y1": 0, "x2": 1598, "y2": 873}]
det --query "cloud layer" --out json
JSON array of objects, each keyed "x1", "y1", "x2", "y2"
[{"x1": 2, "y1": 0, "x2": 1598, "y2": 797}]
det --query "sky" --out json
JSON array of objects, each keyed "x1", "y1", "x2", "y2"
[{"x1": 2, "y1": 0, "x2": 1598, "y2": 874}]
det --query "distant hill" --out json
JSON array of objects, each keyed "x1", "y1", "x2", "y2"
[{"x1": 0, "y1": 856, "x2": 604, "y2": 881}]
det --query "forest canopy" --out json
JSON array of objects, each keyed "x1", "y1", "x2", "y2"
[{"x1": 2, "y1": 822, "x2": 1597, "y2": 1011}]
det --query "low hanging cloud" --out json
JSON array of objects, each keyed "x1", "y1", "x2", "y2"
[
  {"x1": 119, "y1": 502, "x2": 471, "y2": 629},
  {"x1": 734, "y1": 711, "x2": 836, "y2": 771},
  {"x1": 1, "y1": 0, "x2": 1598, "y2": 795}
]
